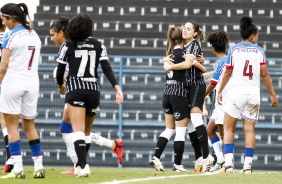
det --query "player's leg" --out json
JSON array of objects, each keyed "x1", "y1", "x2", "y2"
[
  {"x1": 189, "y1": 84, "x2": 213, "y2": 172},
  {"x1": 60, "y1": 105, "x2": 77, "y2": 174},
  {"x1": 90, "y1": 132, "x2": 124, "y2": 164},
  {"x1": 149, "y1": 94, "x2": 175, "y2": 171},
  {"x1": 0, "y1": 89, "x2": 25, "y2": 179},
  {"x1": 0, "y1": 113, "x2": 13, "y2": 173},
  {"x1": 150, "y1": 113, "x2": 175, "y2": 171},
  {"x1": 220, "y1": 112, "x2": 237, "y2": 173},
  {"x1": 71, "y1": 91, "x2": 99, "y2": 178},
  {"x1": 173, "y1": 118, "x2": 188, "y2": 172},
  {"x1": 22, "y1": 118, "x2": 45, "y2": 178},
  {"x1": 21, "y1": 90, "x2": 45, "y2": 178},
  {"x1": 67, "y1": 103, "x2": 88, "y2": 177},
  {"x1": 240, "y1": 95, "x2": 260, "y2": 174},
  {"x1": 208, "y1": 108, "x2": 225, "y2": 172},
  {"x1": 240, "y1": 119, "x2": 256, "y2": 174},
  {"x1": 171, "y1": 95, "x2": 189, "y2": 172}
]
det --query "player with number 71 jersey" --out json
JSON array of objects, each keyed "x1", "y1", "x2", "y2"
[
  {"x1": 1, "y1": 25, "x2": 41, "y2": 90},
  {"x1": 56, "y1": 38, "x2": 115, "y2": 93},
  {"x1": 225, "y1": 42, "x2": 265, "y2": 95}
]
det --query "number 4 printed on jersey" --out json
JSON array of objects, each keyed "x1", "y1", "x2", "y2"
[{"x1": 243, "y1": 60, "x2": 253, "y2": 80}]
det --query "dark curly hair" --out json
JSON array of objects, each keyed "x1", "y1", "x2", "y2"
[
  {"x1": 207, "y1": 30, "x2": 229, "y2": 53},
  {"x1": 66, "y1": 14, "x2": 93, "y2": 43}
]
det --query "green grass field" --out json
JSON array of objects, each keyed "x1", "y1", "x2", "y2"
[{"x1": 0, "y1": 166, "x2": 281, "y2": 184}]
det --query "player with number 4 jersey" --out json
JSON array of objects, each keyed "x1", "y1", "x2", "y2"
[{"x1": 217, "y1": 16, "x2": 277, "y2": 174}]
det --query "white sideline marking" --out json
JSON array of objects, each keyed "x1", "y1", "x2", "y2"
[
  {"x1": 98, "y1": 171, "x2": 278, "y2": 184},
  {"x1": 99, "y1": 172, "x2": 214, "y2": 184}
]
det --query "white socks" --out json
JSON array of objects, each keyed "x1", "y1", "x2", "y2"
[
  {"x1": 62, "y1": 133, "x2": 78, "y2": 164},
  {"x1": 212, "y1": 140, "x2": 224, "y2": 163},
  {"x1": 90, "y1": 132, "x2": 112, "y2": 148},
  {"x1": 32, "y1": 155, "x2": 44, "y2": 172}
]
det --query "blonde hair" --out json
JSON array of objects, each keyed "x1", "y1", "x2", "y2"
[{"x1": 166, "y1": 26, "x2": 183, "y2": 56}]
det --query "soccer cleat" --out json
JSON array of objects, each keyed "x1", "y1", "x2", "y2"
[
  {"x1": 113, "y1": 139, "x2": 124, "y2": 164},
  {"x1": 0, "y1": 169, "x2": 25, "y2": 179},
  {"x1": 76, "y1": 164, "x2": 90, "y2": 178},
  {"x1": 2, "y1": 164, "x2": 13, "y2": 173},
  {"x1": 210, "y1": 161, "x2": 225, "y2": 172},
  {"x1": 193, "y1": 156, "x2": 203, "y2": 172},
  {"x1": 239, "y1": 165, "x2": 252, "y2": 174},
  {"x1": 60, "y1": 168, "x2": 74, "y2": 175},
  {"x1": 74, "y1": 166, "x2": 81, "y2": 176},
  {"x1": 202, "y1": 154, "x2": 215, "y2": 172},
  {"x1": 172, "y1": 164, "x2": 187, "y2": 172},
  {"x1": 149, "y1": 156, "x2": 165, "y2": 171},
  {"x1": 33, "y1": 169, "x2": 45, "y2": 178}
]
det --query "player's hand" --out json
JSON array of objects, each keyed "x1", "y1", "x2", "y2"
[
  {"x1": 270, "y1": 94, "x2": 278, "y2": 107},
  {"x1": 217, "y1": 92, "x2": 223, "y2": 105},
  {"x1": 116, "y1": 90, "x2": 123, "y2": 105},
  {"x1": 163, "y1": 54, "x2": 174, "y2": 65},
  {"x1": 196, "y1": 53, "x2": 205, "y2": 64},
  {"x1": 58, "y1": 85, "x2": 66, "y2": 95},
  {"x1": 163, "y1": 62, "x2": 172, "y2": 72}
]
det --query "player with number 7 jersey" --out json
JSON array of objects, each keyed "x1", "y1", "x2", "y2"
[
  {"x1": 0, "y1": 24, "x2": 41, "y2": 90},
  {"x1": 0, "y1": 3, "x2": 44, "y2": 179}
]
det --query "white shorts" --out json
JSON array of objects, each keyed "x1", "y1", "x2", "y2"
[
  {"x1": 223, "y1": 93, "x2": 260, "y2": 122},
  {"x1": 0, "y1": 88, "x2": 39, "y2": 119},
  {"x1": 210, "y1": 104, "x2": 224, "y2": 125}
]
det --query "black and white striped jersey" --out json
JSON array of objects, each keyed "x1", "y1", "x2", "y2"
[
  {"x1": 163, "y1": 46, "x2": 189, "y2": 98},
  {"x1": 184, "y1": 39, "x2": 205, "y2": 86},
  {"x1": 56, "y1": 37, "x2": 117, "y2": 92}
]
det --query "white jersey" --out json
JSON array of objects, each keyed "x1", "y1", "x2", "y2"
[
  {"x1": 226, "y1": 42, "x2": 265, "y2": 95},
  {"x1": 1, "y1": 25, "x2": 41, "y2": 90}
]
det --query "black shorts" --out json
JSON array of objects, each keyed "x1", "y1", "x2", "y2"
[
  {"x1": 65, "y1": 89, "x2": 100, "y2": 116},
  {"x1": 187, "y1": 83, "x2": 206, "y2": 111},
  {"x1": 162, "y1": 94, "x2": 190, "y2": 120}
]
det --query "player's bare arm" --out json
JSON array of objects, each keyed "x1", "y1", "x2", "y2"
[
  {"x1": 164, "y1": 55, "x2": 194, "y2": 72},
  {"x1": 260, "y1": 65, "x2": 278, "y2": 107}
]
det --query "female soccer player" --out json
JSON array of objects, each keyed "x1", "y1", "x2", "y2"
[
  {"x1": 55, "y1": 14, "x2": 123, "y2": 177},
  {"x1": 217, "y1": 16, "x2": 278, "y2": 174},
  {"x1": 205, "y1": 30, "x2": 229, "y2": 172},
  {"x1": 164, "y1": 20, "x2": 214, "y2": 172},
  {"x1": 50, "y1": 16, "x2": 124, "y2": 175},
  {"x1": 150, "y1": 26, "x2": 197, "y2": 172},
  {"x1": 0, "y1": 3, "x2": 45, "y2": 179}
]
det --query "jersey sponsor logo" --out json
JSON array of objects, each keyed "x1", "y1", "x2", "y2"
[
  {"x1": 174, "y1": 112, "x2": 180, "y2": 119},
  {"x1": 73, "y1": 101, "x2": 85, "y2": 106},
  {"x1": 92, "y1": 106, "x2": 100, "y2": 113},
  {"x1": 77, "y1": 43, "x2": 94, "y2": 48},
  {"x1": 164, "y1": 109, "x2": 169, "y2": 112}
]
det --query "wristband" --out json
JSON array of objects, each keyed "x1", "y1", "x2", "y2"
[{"x1": 192, "y1": 60, "x2": 196, "y2": 65}]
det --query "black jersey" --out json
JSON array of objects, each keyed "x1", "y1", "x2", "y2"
[
  {"x1": 56, "y1": 37, "x2": 117, "y2": 92},
  {"x1": 184, "y1": 39, "x2": 205, "y2": 86},
  {"x1": 163, "y1": 46, "x2": 189, "y2": 98}
]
